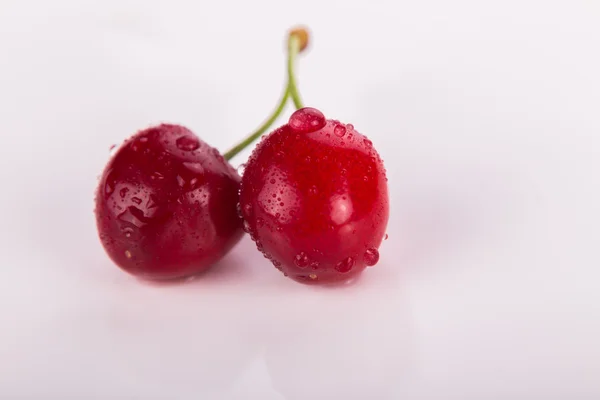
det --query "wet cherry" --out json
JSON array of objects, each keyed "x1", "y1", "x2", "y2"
[
  {"x1": 95, "y1": 124, "x2": 243, "y2": 280},
  {"x1": 239, "y1": 107, "x2": 389, "y2": 283}
]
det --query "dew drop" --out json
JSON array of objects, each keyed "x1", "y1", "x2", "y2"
[
  {"x1": 334, "y1": 124, "x2": 346, "y2": 137},
  {"x1": 363, "y1": 175, "x2": 369, "y2": 182},
  {"x1": 119, "y1": 187, "x2": 129, "y2": 198},
  {"x1": 176, "y1": 175, "x2": 185, "y2": 187},
  {"x1": 243, "y1": 203, "x2": 253, "y2": 216},
  {"x1": 364, "y1": 248, "x2": 380, "y2": 266},
  {"x1": 104, "y1": 181, "x2": 114, "y2": 195},
  {"x1": 131, "y1": 197, "x2": 142, "y2": 205},
  {"x1": 288, "y1": 107, "x2": 326, "y2": 133},
  {"x1": 236, "y1": 203, "x2": 243, "y2": 218},
  {"x1": 385, "y1": 234, "x2": 389, "y2": 240},
  {"x1": 346, "y1": 123, "x2": 354, "y2": 130},
  {"x1": 363, "y1": 138, "x2": 373, "y2": 148},
  {"x1": 335, "y1": 256, "x2": 355, "y2": 273},
  {"x1": 309, "y1": 185, "x2": 318, "y2": 195},
  {"x1": 270, "y1": 179, "x2": 276, "y2": 184},
  {"x1": 237, "y1": 163, "x2": 246, "y2": 176},
  {"x1": 138, "y1": 136, "x2": 148, "y2": 143},
  {"x1": 176, "y1": 135, "x2": 200, "y2": 151},
  {"x1": 183, "y1": 162, "x2": 204, "y2": 174},
  {"x1": 294, "y1": 252, "x2": 310, "y2": 268},
  {"x1": 122, "y1": 226, "x2": 134, "y2": 238},
  {"x1": 125, "y1": 250, "x2": 132, "y2": 259},
  {"x1": 309, "y1": 274, "x2": 317, "y2": 280},
  {"x1": 243, "y1": 220, "x2": 251, "y2": 233}
]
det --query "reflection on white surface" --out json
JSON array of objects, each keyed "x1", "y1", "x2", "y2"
[{"x1": 263, "y1": 287, "x2": 411, "y2": 400}]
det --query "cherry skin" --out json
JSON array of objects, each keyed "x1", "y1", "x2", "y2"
[
  {"x1": 239, "y1": 107, "x2": 389, "y2": 283},
  {"x1": 95, "y1": 124, "x2": 243, "y2": 280}
]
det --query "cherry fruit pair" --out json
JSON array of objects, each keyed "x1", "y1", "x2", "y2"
[{"x1": 95, "y1": 28, "x2": 389, "y2": 284}]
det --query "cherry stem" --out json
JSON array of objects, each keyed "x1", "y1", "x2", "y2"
[
  {"x1": 287, "y1": 35, "x2": 305, "y2": 109},
  {"x1": 223, "y1": 31, "x2": 306, "y2": 161}
]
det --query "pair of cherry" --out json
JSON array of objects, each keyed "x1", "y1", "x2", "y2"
[{"x1": 95, "y1": 28, "x2": 389, "y2": 285}]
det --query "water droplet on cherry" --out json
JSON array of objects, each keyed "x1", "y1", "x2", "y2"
[
  {"x1": 151, "y1": 172, "x2": 164, "y2": 180},
  {"x1": 335, "y1": 256, "x2": 355, "y2": 273},
  {"x1": 334, "y1": 124, "x2": 346, "y2": 137},
  {"x1": 176, "y1": 135, "x2": 200, "y2": 151},
  {"x1": 288, "y1": 107, "x2": 326, "y2": 133},
  {"x1": 122, "y1": 226, "x2": 135, "y2": 238},
  {"x1": 294, "y1": 252, "x2": 310, "y2": 268},
  {"x1": 237, "y1": 163, "x2": 246, "y2": 176},
  {"x1": 183, "y1": 162, "x2": 204, "y2": 174},
  {"x1": 364, "y1": 248, "x2": 380, "y2": 266}
]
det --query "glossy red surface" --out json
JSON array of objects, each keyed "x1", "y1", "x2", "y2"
[
  {"x1": 95, "y1": 124, "x2": 243, "y2": 280},
  {"x1": 240, "y1": 108, "x2": 389, "y2": 283}
]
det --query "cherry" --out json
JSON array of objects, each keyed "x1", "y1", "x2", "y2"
[
  {"x1": 239, "y1": 107, "x2": 389, "y2": 283},
  {"x1": 95, "y1": 124, "x2": 243, "y2": 280}
]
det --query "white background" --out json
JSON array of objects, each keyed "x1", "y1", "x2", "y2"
[{"x1": 1, "y1": 0, "x2": 599, "y2": 398}]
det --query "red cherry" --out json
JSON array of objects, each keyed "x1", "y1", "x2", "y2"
[
  {"x1": 95, "y1": 124, "x2": 243, "y2": 280},
  {"x1": 239, "y1": 107, "x2": 389, "y2": 283}
]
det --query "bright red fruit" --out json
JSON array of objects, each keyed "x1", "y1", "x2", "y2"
[
  {"x1": 95, "y1": 124, "x2": 243, "y2": 280},
  {"x1": 239, "y1": 107, "x2": 389, "y2": 283}
]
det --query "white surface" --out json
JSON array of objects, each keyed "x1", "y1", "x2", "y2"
[{"x1": 1, "y1": 0, "x2": 599, "y2": 398}]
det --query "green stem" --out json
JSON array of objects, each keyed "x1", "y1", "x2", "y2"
[
  {"x1": 287, "y1": 35, "x2": 304, "y2": 109},
  {"x1": 223, "y1": 32, "x2": 305, "y2": 161},
  {"x1": 223, "y1": 88, "x2": 290, "y2": 161}
]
